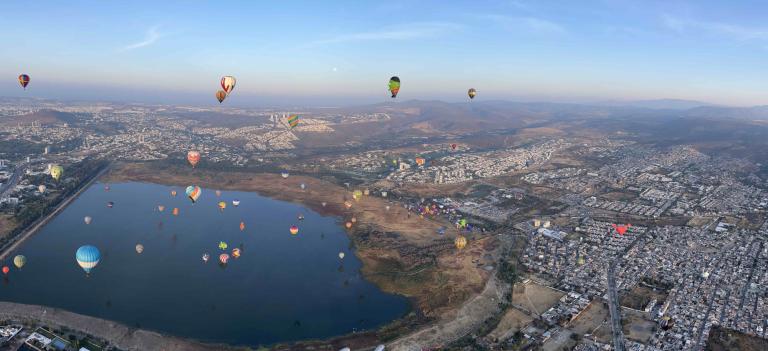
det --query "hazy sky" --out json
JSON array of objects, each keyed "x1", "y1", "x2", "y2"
[{"x1": 2, "y1": 0, "x2": 768, "y2": 106}]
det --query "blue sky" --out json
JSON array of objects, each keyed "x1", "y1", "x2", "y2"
[{"x1": 1, "y1": 0, "x2": 768, "y2": 106}]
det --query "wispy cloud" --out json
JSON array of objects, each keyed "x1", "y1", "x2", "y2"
[
  {"x1": 305, "y1": 22, "x2": 461, "y2": 47},
  {"x1": 120, "y1": 26, "x2": 162, "y2": 51},
  {"x1": 661, "y1": 14, "x2": 768, "y2": 41},
  {"x1": 482, "y1": 15, "x2": 566, "y2": 35}
]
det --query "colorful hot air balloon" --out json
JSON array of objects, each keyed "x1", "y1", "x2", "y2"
[
  {"x1": 216, "y1": 90, "x2": 227, "y2": 103},
  {"x1": 187, "y1": 151, "x2": 201, "y2": 167},
  {"x1": 221, "y1": 76, "x2": 236, "y2": 94},
  {"x1": 455, "y1": 236, "x2": 467, "y2": 250},
  {"x1": 218, "y1": 201, "x2": 227, "y2": 211},
  {"x1": 202, "y1": 253, "x2": 210, "y2": 263},
  {"x1": 468, "y1": 88, "x2": 477, "y2": 100},
  {"x1": 84, "y1": 216, "x2": 92, "y2": 225},
  {"x1": 18, "y1": 74, "x2": 30, "y2": 89},
  {"x1": 289, "y1": 225, "x2": 299, "y2": 235},
  {"x1": 76, "y1": 245, "x2": 101, "y2": 274},
  {"x1": 158, "y1": 205, "x2": 165, "y2": 212},
  {"x1": 232, "y1": 248, "x2": 241, "y2": 258},
  {"x1": 135, "y1": 244, "x2": 144, "y2": 254},
  {"x1": 171, "y1": 190, "x2": 177, "y2": 197},
  {"x1": 388, "y1": 76, "x2": 400, "y2": 98},
  {"x1": 1, "y1": 266, "x2": 8, "y2": 275},
  {"x1": 38, "y1": 185, "x2": 46, "y2": 193},
  {"x1": 186, "y1": 185, "x2": 201, "y2": 203},
  {"x1": 232, "y1": 199, "x2": 240, "y2": 207},
  {"x1": 219, "y1": 253, "x2": 230, "y2": 264},
  {"x1": 239, "y1": 221, "x2": 246, "y2": 231},
  {"x1": 13, "y1": 255, "x2": 26, "y2": 269},
  {"x1": 218, "y1": 241, "x2": 228, "y2": 250},
  {"x1": 172, "y1": 208, "x2": 179, "y2": 216},
  {"x1": 339, "y1": 252, "x2": 345, "y2": 259},
  {"x1": 451, "y1": 143, "x2": 457, "y2": 150},
  {"x1": 415, "y1": 157, "x2": 426, "y2": 166},
  {"x1": 50, "y1": 165, "x2": 63, "y2": 181}
]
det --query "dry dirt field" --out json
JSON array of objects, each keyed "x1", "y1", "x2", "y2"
[
  {"x1": 622, "y1": 308, "x2": 657, "y2": 343},
  {"x1": 0, "y1": 214, "x2": 17, "y2": 238},
  {"x1": 486, "y1": 308, "x2": 534, "y2": 342},
  {"x1": 569, "y1": 300, "x2": 611, "y2": 343},
  {"x1": 511, "y1": 282, "x2": 565, "y2": 316}
]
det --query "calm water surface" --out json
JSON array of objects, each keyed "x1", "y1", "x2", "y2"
[{"x1": 0, "y1": 182, "x2": 409, "y2": 346}]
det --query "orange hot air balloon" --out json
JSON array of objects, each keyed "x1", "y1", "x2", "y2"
[
  {"x1": 171, "y1": 190, "x2": 177, "y2": 197},
  {"x1": 1, "y1": 266, "x2": 8, "y2": 275},
  {"x1": 289, "y1": 225, "x2": 299, "y2": 235},
  {"x1": 239, "y1": 221, "x2": 245, "y2": 231},
  {"x1": 172, "y1": 208, "x2": 179, "y2": 216},
  {"x1": 345, "y1": 221, "x2": 352, "y2": 229},
  {"x1": 415, "y1": 157, "x2": 426, "y2": 166},
  {"x1": 216, "y1": 90, "x2": 227, "y2": 103},
  {"x1": 187, "y1": 151, "x2": 201, "y2": 167},
  {"x1": 232, "y1": 248, "x2": 241, "y2": 258}
]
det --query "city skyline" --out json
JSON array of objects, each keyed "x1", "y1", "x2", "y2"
[{"x1": 2, "y1": 0, "x2": 768, "y2": 106}]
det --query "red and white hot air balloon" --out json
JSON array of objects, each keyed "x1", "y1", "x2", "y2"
[
  {"x1": 221, "y1": 76, "x2": 236, "y2": 94},
  {"x1": 187, "y1": 151, "x2": 201, "y2": 168}
]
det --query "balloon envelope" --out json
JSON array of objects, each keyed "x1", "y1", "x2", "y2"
[
  {"x1": 38, "y1": 185, "x2": 46, "y2": 193},
  {"x1": 388, "y1": 76, "x2": 400, "y2": 98},
  {"x1": 135, "y1": 244, "x2": 144, "y2": 254},
  {"x1": 13, "y1": 255, "x2": 26, "y2": 269},
  {"x1": 215, "y1": 90, "x2": 227, "y2": 103},
  {"x1": 1, "y1": 266, "x2": 8, "y2": 275},
  {"x1": 455, "y1": 236, "x2": 467, "y2": 250},
  {"x1": 220, "y1": 76, "x2": 236, "y2": 94},
  {"x1": 18, "y1": 74, "x2": 30, "y2": 89},
  {"x1": 186, "y1": 186, "x2": 201, "y2": 203},
  {"x1": 289, "y1": 225, "x2": 299, "y2": 235},
  {"x1": 76, "y1": 245, "x2": 101, "y2": 274},
  {"x1": 219, "y1": 253, "x2": 230, "y2": 264},
  {"x1": 50, "y1": 165, "x2": 63, "y2": 180},
  {"x1": 84, "y1": 216, "x2": 92, "y2": 225},
  {"x1": 468, "y1": 88, "x2": 477, "y2": 99},
  {"x1": 339, "y1": 252, "x2": 345, "y2": 259},
  {"x1": 187, "y1": 151, "x2": 201, "y2": 167}
]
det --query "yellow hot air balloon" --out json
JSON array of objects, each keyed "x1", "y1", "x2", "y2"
[
  {"x1": 218, "y1": 201, "x2": 227, "y2": 211},
  {"x1": 455, "y1": 236, "x2": 467, "y2": 250},
  {"x1": 353, "y1": 190, "x2": 363, "y2": 201},
  {"x1": 50, "y1": 165, "x2": 63, "y2": 181},
  {"x1": 13, "y1": 255, "x2": 26, "y2": 269}
]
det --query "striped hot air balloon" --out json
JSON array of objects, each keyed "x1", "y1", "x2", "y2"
[
  {"x1": 219, "y1": 253, "x2": 230, "y2": 264},
  {"x1": 76, "y1": 245, "x2": 101, "y2": 274},
  {"x1": 220, "y1": 76, "x2": 236, "y2": 94},
  {"x1": 287, "y1": 114, "x2": 299, "y2": 129},
  {"x1": 289, "y1": 225, "x2": 299, "y2": 235}
]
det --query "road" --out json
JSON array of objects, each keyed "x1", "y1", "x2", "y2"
[
  {"x1": 0, "y1": 162, "x2": 27, "y2": 199},
  {"x1": 607, "y1": 261, "x2": 625, "y2": 351}
]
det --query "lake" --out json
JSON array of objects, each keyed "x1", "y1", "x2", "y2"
[{"x1": 0, "y1": 182, "x2": 409, "y2": 346}]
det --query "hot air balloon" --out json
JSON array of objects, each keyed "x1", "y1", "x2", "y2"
[
  {"x1": 158, "y1": 205, "x2": 165, "y2": 212},
  {"x1": 218, "y1": 241, "x2": 228, "y2": 250},
  {"x1": 351, "y1": 217, "x2": 357, "y2": 223},
  {"x1": 84, "y1": 216, "x2": 92, "y2": 225},
  {"x1": 612, "y1": 223, "x2": 631, "y2": 235},
  {"x1": 281, "y1": 171, "x2": 290, "y2": 179},
  {"x1": 451, "y1": 143, "x2": 457, "y2": 150},
  {"x1": 135, "y1": 244, "x2": 144, "y2": 254},
  {"x1": 232, "y1": 248, "x2": 241, "y2": 258},
  {"x1": 352, "y1": 190, "x2": 362, "y2": 201},
  {"x1": 202, "y1": 253, "x2": 210, "y2": 263},
  {"x1": 344, "y1": 201, "x2": 352, "y2": 209},
  {"x1": 385, "y1": 205, "x2": 391, "y2": 211},
  {"x1": 339, "y1": 252, "x2": 345, "y2": 259},
  {"x1": 186, "y1": 186, "x2": 201, "y2": 203},
  {"x1": 455, "y1": 236, "x2": 467, "y2": 250},
  {"x1": 50, "y1": 165, "x2": 63, "y2": 181},
  {"x1": 187, "y1": 151, "x2": 201, "y2": 167},
  {"x1": 107, "y1": 202, "x2": 114, "y2": 208},
  {"x1": 172, "y1": 208, "x2": 179, "y2": 216},
  {"x1": 13, "y1": 255, "x2": 26, "y2": 269},
  {"x1": 375, "y1": 345, "x2": 385, "y2": 351},
  {"x1": 381, "y1": 191, "x2": 388, "y2": 197},
  {"x1": 388, "y1": 76, "x2": 400, "y2": 98},
  {"x1": 287, "y1": 114, "x2": 300, "y2": 129},
  {"x1": 218, "y1": 201, "x2": 227, "y2": 211},
  {"x1": 76, "y1": 245, "x2": 101, "y2": 274},
  {"x1": 219, "y1": 253, "x2": 230, "y2": 264},
  {"x1": 38, "y1": 185, "x2": 46, "y2": 193},
  {"x1": 18, "y1": 74, "x2": 30, "y2": 89},
  {"x1": 171, "y1": 190, "x2": 177, "y2": 197},
  {"x1": 468, "y1": 88, "x2": 477, "y2": 100},
  {"x1": 215, "y1": 90, "x2": 227, "y2": 103},
  {"x1": 321, "y1": 201, "x2": 327, "y2": 207},
  {"x1": 300, "y1": 183, "x2": 306, "y2": 190},
  {"x1": 104, "y1": 184, "x2": 110, "y2": 191},
  {"x1": 215, "y1": 190, "x2": 222, "y2": 197},
  {"x1": 232, "y1": 199, "x2": 240, "y2": 207},
  {"x1": 415, "y1": 157, "x2": 426, "y2": 166},
  {"x1": 289, "y1": 225, "x2": 299, "y2": 235},
  {"x1": 1, "y1": 266, "x2": 8, "y2": 275},
  {"x1": 239, "y1": 221, "x2": 246, "y2": 231},
  {"x1": 221, "y1": 76, "x2": 236, "y2": 94},
  {"x1": 345, "y1": 222, "x2": 352, "y2": 229}
]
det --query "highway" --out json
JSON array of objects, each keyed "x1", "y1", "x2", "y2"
[
  {"x1": 0, "y1": 162, "x2": 27, "y2": 199},
  {"x1": 607, "y1": 260, "x2": 626, "y2": 351}
]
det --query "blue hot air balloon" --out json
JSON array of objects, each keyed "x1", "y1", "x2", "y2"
[{"x1": 76, "y1": 245, "x2": 101, "y2": 274}]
